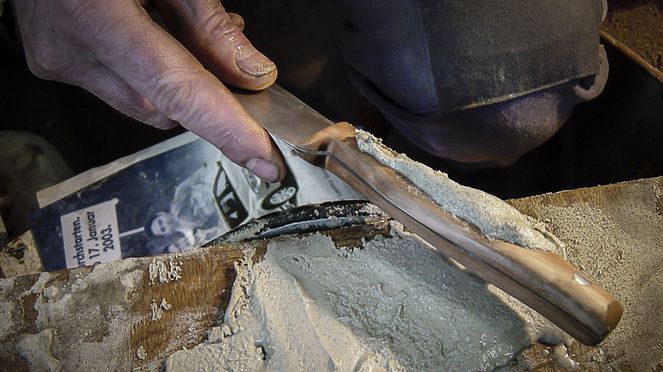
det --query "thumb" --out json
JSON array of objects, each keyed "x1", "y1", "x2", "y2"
[{"x1": 154, "y1": 0, "x2": 278, "y2": 91}]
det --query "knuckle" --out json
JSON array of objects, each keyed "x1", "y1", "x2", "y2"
[
  {"x1": 146, "y1": 116, "x2": 178, "y2": 130},
  {"x1": 26, "y1": 59, "x2": 52, "y2": 79},
  {"x1": 127, "y1": 97, "x2": 160, "y2": 121},
  {"x1": 131, "y1": 94, "x2": 158, "y2": 115},
  {"x1": 27, "y1": 44, "x2": 64, "y2": 79},
  {"x1": 152, "y1": 70, "x2": 201, "y2": 121},
  {"x1": 200, "y1": 8, "x2": 238, "y2": 42},
  {"x1": 135, "y1": 103, "x2": 177, "y2": 130}
]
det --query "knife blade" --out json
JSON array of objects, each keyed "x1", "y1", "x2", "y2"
[
  {"x1": 234, "y1": 84, "x2": 331, "y2": 148},
  {"x1": 233, "y1": 85, "x2": 622, "y2": 346}
]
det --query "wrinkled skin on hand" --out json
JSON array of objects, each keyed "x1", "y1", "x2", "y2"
[{"x1": 14, "y1": 0, "x2": 285, "y2": 182}]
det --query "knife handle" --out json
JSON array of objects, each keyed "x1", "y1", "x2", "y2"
[{"x1": 300, "y1": 122, "x2": 622, "y2": 346}]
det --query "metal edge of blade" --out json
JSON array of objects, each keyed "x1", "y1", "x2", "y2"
[{"x1": 233, "y1": 85, "x2": 333, "y2": 147}]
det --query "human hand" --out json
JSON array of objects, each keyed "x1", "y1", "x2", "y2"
[{"x1": 13, "y1": 0, "x2": 285, "y2": 182}]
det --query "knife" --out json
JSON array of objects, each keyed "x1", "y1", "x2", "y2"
[{"x1": 233, "y1": 85, "x2": 622, "y2": 346}]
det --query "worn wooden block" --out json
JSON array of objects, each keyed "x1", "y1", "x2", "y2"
[
  {"x1": 0, "y1": 217, "x2": 390, "y2": 371},
  {"x1": 1, "y1": 177, "x2": 661, "y2": 370}
]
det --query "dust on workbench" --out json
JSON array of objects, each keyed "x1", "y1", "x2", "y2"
[
  {"x1": 0, "y1": 213, "x2": 391, "y2": 371},
  {"x1": 509, "y1": 177, "x2": 663, "y2": 371},
  {"x1": 602, "y1": 0, "x2": 663, "y2": 70},
  {"x1": 2, "y1": 179, "x2": 662, "y2": 370}
]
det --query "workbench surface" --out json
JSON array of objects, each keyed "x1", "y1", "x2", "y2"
[{"x1": 1, "y1": 177, "x2": 661, "y2": 371}]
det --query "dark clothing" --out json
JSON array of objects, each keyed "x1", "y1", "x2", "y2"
[
  {"x1": 334, "y1": 0, "x2": 603, "y2": 113},
  {"x1": 333, "y1": 0, "x2": 606, "y2": 164}
]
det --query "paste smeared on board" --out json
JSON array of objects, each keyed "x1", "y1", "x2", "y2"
[
  {"x1": 355, "y1": 129, "x2": 563, "y2": 253},
  {"x1": 165, "y1": 225, "x2": 541, "y2": 371}
]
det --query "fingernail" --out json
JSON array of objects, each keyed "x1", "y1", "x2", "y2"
[
  {"x1": 245, "y1": 158, "x2": 280, "y2": 183},
  {"x1": 235, "y1": 49, "x2": 276, "y2": 77}
]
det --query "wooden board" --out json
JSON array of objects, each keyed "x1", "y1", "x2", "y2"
[
  {"x1": 0, "y1": 217, "x2": 390, "y2": 371},
  {"x1": 508, "y1": 176, "x2": 663, "y2": 371},
  {"x1": 1, "y1": 177, "x2": 661, "y2": 370}
]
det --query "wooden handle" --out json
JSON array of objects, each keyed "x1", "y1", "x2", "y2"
[{"x1": 300, "y1": 122, "x2": 622, "y2": 346}]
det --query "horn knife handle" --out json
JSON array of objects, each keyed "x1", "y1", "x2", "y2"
[{"x1": 299, "y1": 122, "x2": 622, "y2": 346}]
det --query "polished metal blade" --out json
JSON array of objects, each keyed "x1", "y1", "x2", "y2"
[{"x1": 233, "y1": 85, "x2": 332, "y2": 150}]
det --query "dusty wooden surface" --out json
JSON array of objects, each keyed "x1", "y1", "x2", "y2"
[
  {"x1": 0, "y1": 231, "x2": 41, "y2": 278},
  {"x1": 508, "y1": 176, "x2": 663, "y2": 371},
  {"x1": 1, "y1": 177, "x2": 661, "y2": 370},
  {"x1": 0, "y1": 217, "x2": 390, "y2": 371}
]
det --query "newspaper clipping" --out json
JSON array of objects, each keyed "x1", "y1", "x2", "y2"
[{"x1": 32, "y1": 133, "x2": 362, "y2": 271}]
